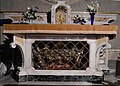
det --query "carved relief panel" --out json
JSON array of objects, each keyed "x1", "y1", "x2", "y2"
[
  {"x1": 55, "y1": 6, "x2": 67, "y2": 24},
  {"x1": 51, "y1": 1, "x2": 71, "y2": 24}
]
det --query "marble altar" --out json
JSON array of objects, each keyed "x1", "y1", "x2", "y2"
[
  {"x1": 3, "y1": 1, "x2": 118, "y2": 83},
  {"x1": 3, "y1": 24, "x2": 118, "y2": 82}
]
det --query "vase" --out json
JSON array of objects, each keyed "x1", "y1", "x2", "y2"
[
  {"x1": 29, "y1": 19, "x2": 33, "y2": 24},
  {"x1": 90, "y1": 13, "x2": 95, "y2": 25}
]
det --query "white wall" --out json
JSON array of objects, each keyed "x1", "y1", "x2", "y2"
[
  {"x1": 0, "y1": 0, "x2": 120, "y2": 48},
  {"x1": 1, "y1": 0, "x2": 120, "y2": 12}
]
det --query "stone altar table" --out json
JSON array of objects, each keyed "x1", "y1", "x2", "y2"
[{"x1": 3, "y1": 24, "x2": 118, "y2": 82}]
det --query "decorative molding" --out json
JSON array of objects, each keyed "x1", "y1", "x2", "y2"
[
  {"x1": 113, "y1": 0, "x2": 120, "y2": 1},
  {"x1": 3, "y1": 12, "x2": 118, "y2": 25},
  {"x1": 44, "y1": 0, "x2": 79, "y2": 4}
]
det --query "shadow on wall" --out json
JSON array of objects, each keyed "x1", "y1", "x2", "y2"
[
  {"x1": 0, "y1": 18, "x2": 22, "y2": 76},
  {"x1": 0, "y1": 19, "x2": 13, "y2": 26},
  {"x1": 0, "y1": 36, "x2": 23, "y2": 76}
]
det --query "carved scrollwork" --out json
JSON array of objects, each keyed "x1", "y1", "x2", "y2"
[{"x1": 99, "y1": 45, "x2": 106, "y2": 64}]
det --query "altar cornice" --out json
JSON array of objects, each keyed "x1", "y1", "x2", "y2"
[{"x1": 3, "y1": 24, "x2": 118, "y2": 36}]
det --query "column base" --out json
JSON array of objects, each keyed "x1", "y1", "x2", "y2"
[
  {"x1": 11, "y1": 68, "x2": 104, "y2": 83},
  {"x1": 11, "y1": 67, "x2": 28, "y2": 82},
  {"x1": 12, "y1": 74, "x2": 103, "y2": 83}
]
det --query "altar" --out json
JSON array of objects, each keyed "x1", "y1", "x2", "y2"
[
  {"x1": 3, "y1": 24, "x2": 117, "y2": 82},
  {"x1": 3, "y1": 1, "x2": 118, "y2": 83}
]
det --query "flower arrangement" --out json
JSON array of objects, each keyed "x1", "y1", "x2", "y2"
[
  {"x1": 22, "y1": 6, "x2": 38, "y2": 21},
  {"x1": 86, "y1": 1, "x2": 99, "y2": 13}
]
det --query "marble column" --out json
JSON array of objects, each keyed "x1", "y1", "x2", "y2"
[{"x1": 87, "y1": 40, "x2": 97, "y2": 71}]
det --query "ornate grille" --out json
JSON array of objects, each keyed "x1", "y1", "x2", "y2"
[{"x1": 32, "y1": 41, "x2": 89, "y2": 70}]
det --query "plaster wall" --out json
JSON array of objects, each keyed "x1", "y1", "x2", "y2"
[{"x1": 0, "y1": 0, "x2": 120, "y2": 48}]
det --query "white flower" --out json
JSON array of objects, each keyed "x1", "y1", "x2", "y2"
[{"x1": 86, "y1": 1, "x2": 100, "y2": 13}]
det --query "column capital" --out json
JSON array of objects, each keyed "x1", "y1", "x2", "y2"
[
  {"x1": 87, "y1": 40, "x2": 97, "y2": 44},
  {"x1": 25, "y1": 39, "x2": 35, "y2": 44}
]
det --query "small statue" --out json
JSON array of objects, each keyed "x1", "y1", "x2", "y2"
[{"x1": 73, "y1": 15, "x2": 86, "y2": 25}]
